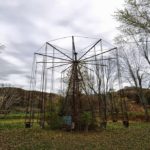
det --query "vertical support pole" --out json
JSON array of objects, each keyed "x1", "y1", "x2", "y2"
[
  {"x1": 99, "y1": 40, "x2": 107, "y2": 128},
  {"x1": 71, "y1": 36, "x2": 80, "y2": 130},
  {"x1": 51, "y1": 48, "x2": 55, "y2": 90},
  {"x1": 25, "y1": 54, "x2": 36, "y2": 128},
  {"x1": 40, "y1": 43, "x2": 48, "y2": 128}
]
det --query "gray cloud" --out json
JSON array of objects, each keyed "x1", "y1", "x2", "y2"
[{"x1": 0, "y1": 0, "x2": 124, "y2": 89}]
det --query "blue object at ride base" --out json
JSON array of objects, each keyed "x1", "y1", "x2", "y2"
[{"x1": 63, "y1": 116, "x2": 72, "y2": 126}]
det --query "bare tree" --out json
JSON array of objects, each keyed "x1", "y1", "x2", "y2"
[
  {"x1": 0, "y1": 84, "x2": 22, "y2": 116},
  {"x1": 116, "y1": 37, "x2": 150, "y2": 121},
  {"x1": 115, "y1": 0, "x2": 150, "y2": 72},
  {"x1": 82, "y1": 58, "x2": 118, "y2": 128},
  {"x1": 115, "y1": 0, "x2": 150, "y2": 34}
]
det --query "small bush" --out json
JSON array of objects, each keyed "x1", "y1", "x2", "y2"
[
  {"x1": 47, "y1": 112, "x2": 63, "y2": 129},
  {"x1": 81, "y1": 111, "x2": 92, "y2": 131}
]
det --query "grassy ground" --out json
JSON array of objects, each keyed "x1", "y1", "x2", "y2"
[{"x1": 0, "y1": 116, "x2": 150, "y2": 150}]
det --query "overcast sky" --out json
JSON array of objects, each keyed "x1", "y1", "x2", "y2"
[{"x1": 0, "y1": 0, "x2": 124, "y2": 89}]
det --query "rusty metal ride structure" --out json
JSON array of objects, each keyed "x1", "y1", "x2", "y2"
[{"x1": 25, "y1": 36, "x2": 129, "y2": 130}]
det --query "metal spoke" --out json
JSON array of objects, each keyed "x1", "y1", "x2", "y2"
[
  {"x1": 82, "y1": 57, "x2": 116, "y2": 62},
  {"x1": 46, "y1": 42, "x2": 73, "y2": 60},
  {"x1": 79, "y1": 63, "x2": 94, "y2": 72},
  {"x1": 47, "y1": 63, "x2": 70, "y2": 69},
  {"x1": 81, "y1": 62, "x2": 107, "y2": 66},
  {"x1": 35, "y1": 52, "x2": 71, "y2": 62},
  {"x1": 79, "y1": 39, "x2": 102, "y2": 60},
  {"x1": 36, "y1": 61, "x2": 70, "y2": 64},
  {"x1": 81, "y1": 47, "x2": 117, "y2": 61}
]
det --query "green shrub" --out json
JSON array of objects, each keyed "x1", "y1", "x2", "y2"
[
  {"x1": 81, "y1": 111, "x2": 92, "y2": 131},
  {"x1": 47, "y1": 112, "x2": 63, "y2": 129}
]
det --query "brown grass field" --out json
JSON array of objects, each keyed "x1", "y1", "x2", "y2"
[{"x1": 0, "y1": 117, "x2": 150, "y2": 150}]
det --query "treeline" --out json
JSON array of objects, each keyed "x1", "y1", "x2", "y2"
[
  {"x1": 0, "y1": 87, "x2": 58, "y2": 113},
  {"x1": 0, "y1": 86, "x2": 150, "y2": 113}
]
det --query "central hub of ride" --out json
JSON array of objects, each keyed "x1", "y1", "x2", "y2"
[
  {"x1": 74, "y1": 52, "x2": 78, "y2": 61},
  {"x1": 73, "y1": 52, "x2": 79, "y2": 65}
]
